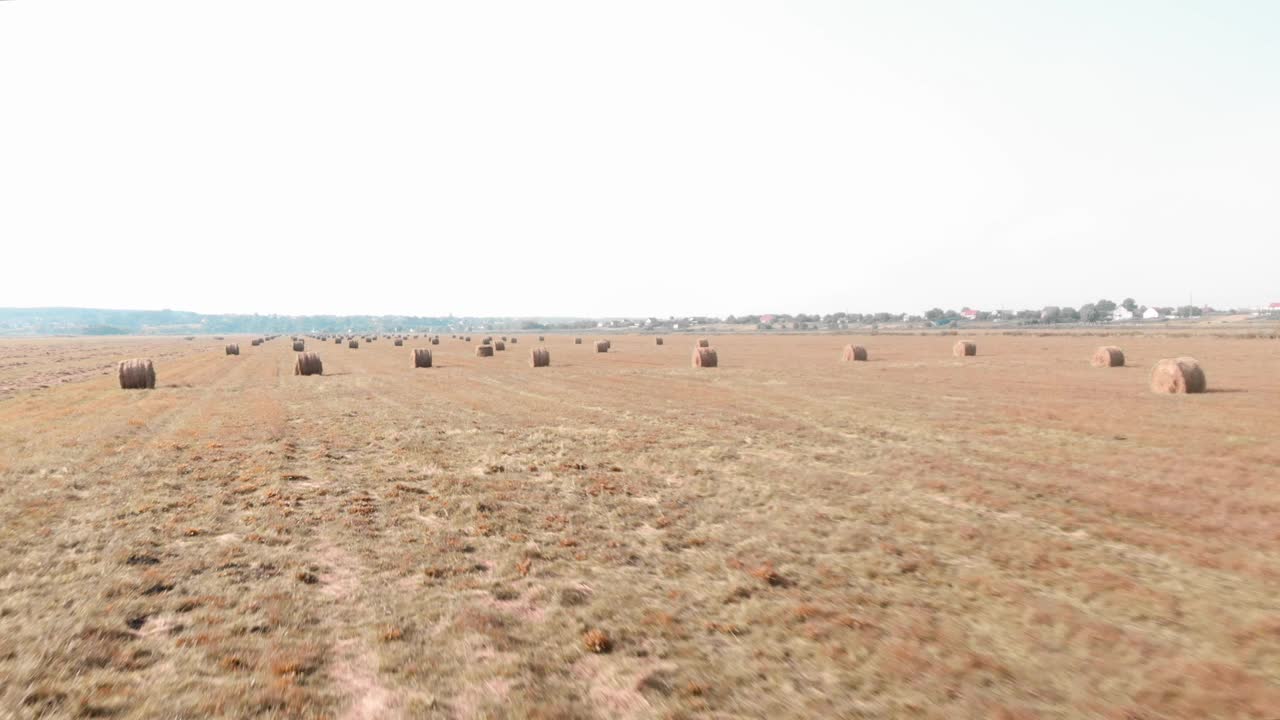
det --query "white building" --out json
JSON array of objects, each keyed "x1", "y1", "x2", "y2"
[
  {"x1": 1142, "y1": 307, "x2": 1161, "y2": 320},
  {"x1": 1111, "y1": 307, "x2": 1134, "y2": 321}
]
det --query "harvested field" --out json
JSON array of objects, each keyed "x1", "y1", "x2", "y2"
[
  {"x1": 0, "y1": 336, "x2": 210, "y2": 399},
  {"x1": 1, "y1": 331, "x2": 1279, "y2": 718}
]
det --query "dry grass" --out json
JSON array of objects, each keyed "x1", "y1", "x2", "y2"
[{"x1": 1, "y1": 331, "x2": 1280, "y2": 718}]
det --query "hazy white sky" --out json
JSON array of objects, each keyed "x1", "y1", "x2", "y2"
[{"x1": 1, "y1": 1, "x2": 1276, "y2": 317}]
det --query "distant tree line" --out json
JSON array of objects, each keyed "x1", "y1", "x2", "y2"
[
  {"x1": 0, "y1": 300, "x2": 1224, "y2": 337},
  {"x1": 0, "y1": 307, "x2": 503, "y2": 336},
  {"x1": 722, "y1": 298, "x2": 1212, "y2": 329}
]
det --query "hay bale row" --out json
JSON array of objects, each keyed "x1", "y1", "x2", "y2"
[
  {"x1": 833, "y1": 341, "x2": 1206, "y2": 395},
  {"x1": 122, "y1": 337, "x2": 1213, "y2": 395},
  {"x1": 294, "y1": 352, "x2": 323, "y2": 376},
  {"x1": 118, "y1": 359, "x2": 155, "y2": 389}
]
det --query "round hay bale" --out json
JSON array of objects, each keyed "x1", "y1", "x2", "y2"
[
  {"x1": 1150, "y1": 357, "x2": 1206, "y2": 394},
  {"x1": 292, "y1": 341, "x2": 305, "y2": 352},
  {"x1": 953, "y1": 341, "x2": 977, "y2": 357},
  {"x1": 538, "y1": 336, "x2": 545, "y2": 341},
  {"x1": 697, "y1": 338, "x2": 710, "y2": 348},
  {"x1": 294, "y1": 352, "x2": 323, "y2": 376},
  {"x1": 655, "y1": 337, "x2": 663, "y2": 345},
  {"x1": 251, "y1": 338, "x2": 262, "y2": 347},
  {"x1": 476, "y1": 345, "x2": 494, "y2": 358},
  {"x1": 465, "y1": 336, "x2": 472, "y2": 342},
  {"x1": 394, "y1": 339, "x2": 404, "y2": 346},
  {"x1": 530, "y1": 348, "x2": 550, "y2": 367},
  {"x1": 693, "y1": 347, "x2": 718, "y2": 368},
  {"x1": 595, "y1": 341, "x2": 609, "y2": 353},
  {"x1": 842, "y1": 344, "x2": 868, "y2": 362},
  {"x1": 501, "y1": 336, "x2": 508, "y2": 342},
  {"x1": 494, "y1": 341, "x2": 506, "y2": 351},
  {"x1": 118, "y1": 359, "x2": 156, "y2": 389},
  {"x1": 509, "y1": 337, "x2": 517, "y2": 344},
  {"x1": 1092, "y1": 346, "x2": 1125, "y2": 367},
  {"x1": 335, "y1": 338, "x2": 342, "y2": 344},
  {"x1": 431, "y1": 337, "x2": 440, "y2": 345},
  {"x1": 349, "y1": 340, "x2": 359, "y2": 349},
  {"x1": 575, "y1": 338, "x2": 583, "y2": 344},
  {"x1": 225, "y1": 344, "x2": 240, "y2": 356},
  {"x1": 413, "y1": 348, "x2": 433, "y2": 368},
  {"x1": 482, "y1": 338, "x2": 492, "y2": 346}
]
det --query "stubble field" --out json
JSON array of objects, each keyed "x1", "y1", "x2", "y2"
[{"x1": 1, "y1": 331, "x2": 1278, "y2": 719}]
